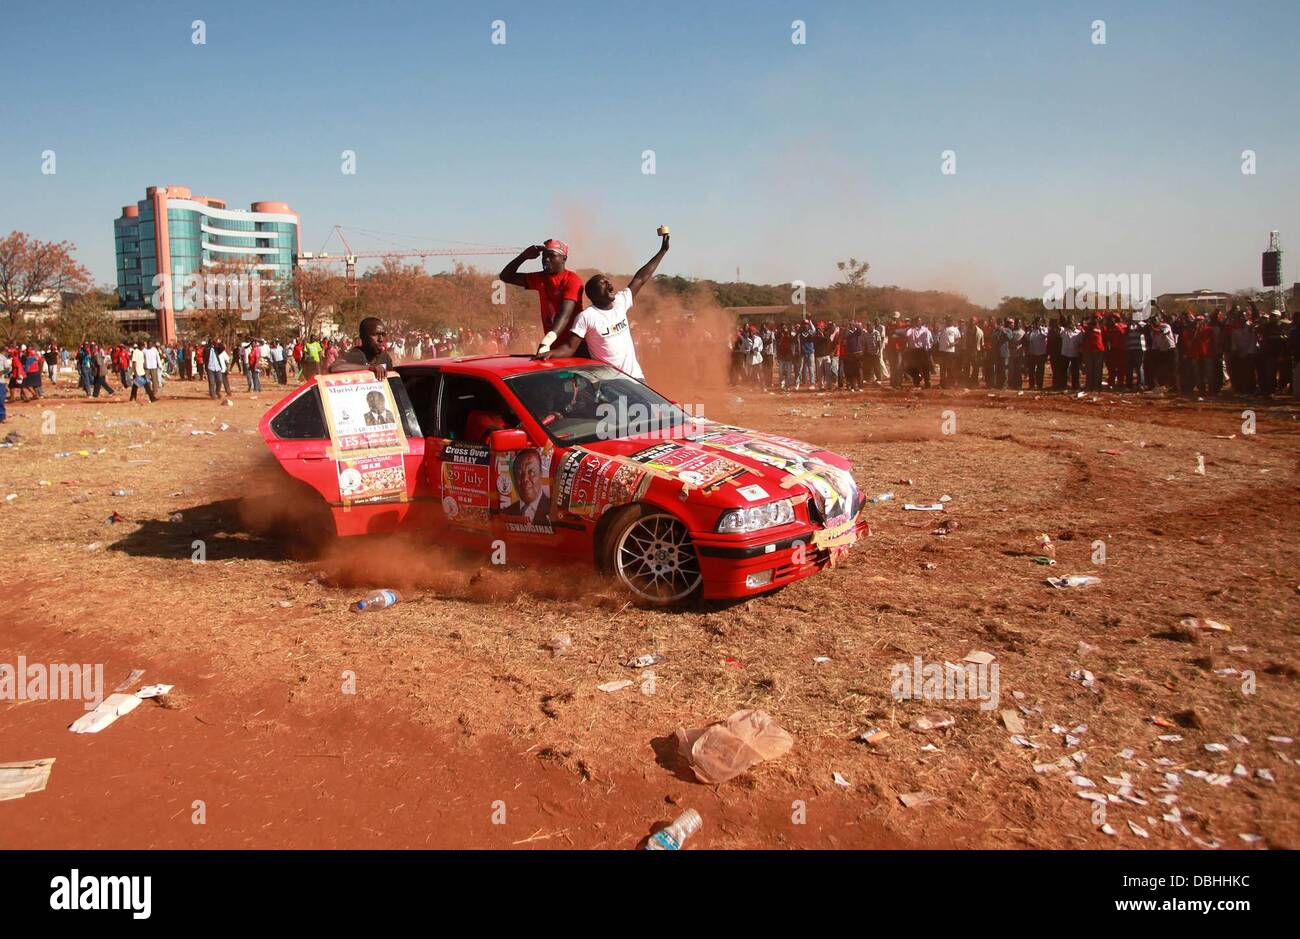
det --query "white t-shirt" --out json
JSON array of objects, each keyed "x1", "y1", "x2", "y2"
[{"x1": 570, "y1": 288, "x2": 644, "y2": 380}]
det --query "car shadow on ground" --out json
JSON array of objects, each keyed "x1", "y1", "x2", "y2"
[{"x1": 108, "y1": 498, "x2": 322, "y2": 564}]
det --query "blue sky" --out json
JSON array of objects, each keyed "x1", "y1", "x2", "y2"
[{"x1": 1, "y1": 0, "x2": 1296, "y2": 304}]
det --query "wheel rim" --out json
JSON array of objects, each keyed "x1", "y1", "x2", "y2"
[{"x1": 614, "y1": 514, "x2": 702, "y2": 603}]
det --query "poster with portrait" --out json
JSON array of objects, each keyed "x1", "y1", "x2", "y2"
[
  {"x1": 317, "y1": 371, "x2": 408, "y2": 458},
  {"x1": 440, "y1": 442, "x2": 491, "y2": 530},
  {"x1": 317, "y1": 372, "x2": 410, "y2": 506},
  {"x1": 495, "y1": 446, "x2": 555, "y2": 534}
]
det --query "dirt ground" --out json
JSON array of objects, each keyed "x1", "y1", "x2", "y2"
[{"x1": 1, "y1": 367, "x2": 1297, "y2": 850}]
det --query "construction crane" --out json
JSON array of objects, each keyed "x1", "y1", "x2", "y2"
[{"x1": 296, "y1": 225, "x2": 522, "y2": 289}]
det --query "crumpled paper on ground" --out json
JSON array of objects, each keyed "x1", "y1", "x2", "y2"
[
  {"x1": 0, "y1": 758, "x2": 55, "y2": 801},
  {"x1": 674, "y1": 709, "x2": 793, "y2": 784}
]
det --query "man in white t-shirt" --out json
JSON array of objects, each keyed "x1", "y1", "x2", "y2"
[{"x1": 545, "y1": 233, "x2": 669, "y2": 381}]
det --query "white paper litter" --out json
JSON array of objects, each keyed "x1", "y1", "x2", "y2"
[
  {"x1": 68, "y1": 693, "x2": 142, "y2": 734},
  {"x1": 0, "y1": 759, "x2": 55, "y2": 801}
]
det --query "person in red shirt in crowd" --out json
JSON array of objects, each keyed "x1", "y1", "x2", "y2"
[
  {"x1": 1079, "y1": 315, "x2": 1107, "y2": 391},
  {"x1": 1186, "y1": 313, "x2": 1215, "y2": 396},
  {"x1": 1103, "y1": 313, "x2": 1128, "y2": 389},
  {"x1": 114, "y1": 343, "x2": 131, "y2": 389},
  {"x1": 499, "y1": 238, "x2": 587, "y2": 359}
]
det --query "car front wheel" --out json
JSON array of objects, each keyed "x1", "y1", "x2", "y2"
[{"x1": 606, "y1": 508, "x2": 703, "y2": 606}]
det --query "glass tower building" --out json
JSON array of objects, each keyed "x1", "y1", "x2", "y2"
[{"x1": 114, "y1": 185, "x2": 300, "y2": 342}]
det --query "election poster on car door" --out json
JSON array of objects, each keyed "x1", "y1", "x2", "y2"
[
  {"x1": 317, "y1": 372, "x2": 409, "y2": 505},
  {"x1": 441, "y1": 442, "x2": 492, "y2": 530},
  {"x1": 495, "y1": 445, "x2": 557, "y2": 534}
]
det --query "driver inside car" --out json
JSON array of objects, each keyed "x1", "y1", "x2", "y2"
[
  {"x1": 464, "y1": 409, "x2": 509, "y2": 444},
  {"x1": 540, "y1": 375, "x2": 583, "y2": 427}
]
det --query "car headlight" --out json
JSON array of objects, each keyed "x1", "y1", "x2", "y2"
[{"x1": 717, "y1": 499, "x2": 795, "y2": 534}]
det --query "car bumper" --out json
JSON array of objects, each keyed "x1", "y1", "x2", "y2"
[{"x1": 692, "y1": 518, "x2": 870, "y2": 600}]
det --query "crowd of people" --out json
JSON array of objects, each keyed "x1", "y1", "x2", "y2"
[
  {"x1": 0, "y1": 326, "x2": 518, "y2": 421},
  {"x1": 729, "y1": 301, "x2": 1300, "y2": 399}
]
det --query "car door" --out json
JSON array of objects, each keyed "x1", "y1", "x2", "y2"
[
  {"x1": 429, "y1": 371, "x2": 561, "y2": 555},
  {"x1": 260, "y1": 375, "x2": 429, "y2": 536}
]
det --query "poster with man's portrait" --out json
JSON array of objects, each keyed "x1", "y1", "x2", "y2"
[
  {"x1": 318, "y1": 372, "x2": 408, "y2": 458},
  {"x1": 495, "y1": 446, "x2": 554, "y2": 533},
  {"x1": 317, "y1": 371, "x2": 410, "y2": 506}
]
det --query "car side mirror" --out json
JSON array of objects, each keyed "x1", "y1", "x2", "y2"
[{"x1": 488, "y1": 428, "x2": 529, "y2": 452}]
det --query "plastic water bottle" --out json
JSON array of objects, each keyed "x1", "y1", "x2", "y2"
[
  {"x1": 645, "y1": 809, "x2": 702, "y2": 850},
  {"x1": 351, "y1": 589, "x2": 401, "y2": 612},
  {"x1": 872, "y1": 492, "x2": 895, "y2": 503}
]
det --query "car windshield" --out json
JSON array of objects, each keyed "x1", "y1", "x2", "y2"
[{"x1": 506, "y1": 365, "x2": 694, "y2": 446}]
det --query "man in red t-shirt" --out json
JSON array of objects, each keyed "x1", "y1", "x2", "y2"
[
  {"x1": 1103, "y1": 314, "x2": 1128, "y2": 389},
  {"x1": 500, "y1": 238, "x2": 586, "y2": 358}
]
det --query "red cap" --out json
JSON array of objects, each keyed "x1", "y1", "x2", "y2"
[{"x1": 542, "y1": 238, "x2": 569, "y2": 257}]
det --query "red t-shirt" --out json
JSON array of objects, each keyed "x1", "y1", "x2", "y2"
[
  {"x1": 1188, "y1": 324, "x2": 1213, "y2": 358},
  {"x1": 523, "y1": 270, "x2": 584, "y2": 334}
]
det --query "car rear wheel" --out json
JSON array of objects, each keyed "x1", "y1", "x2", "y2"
[{"x1": 607, "y1": 509, "x2": 703, "y2": 605}]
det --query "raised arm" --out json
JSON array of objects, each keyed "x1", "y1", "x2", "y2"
[
  {"x1": 627, "y1": 235, "x2": 670, "y2": 297},
  {"x1": 499, "y1": 245, "x2": 543, "y2": 288}
]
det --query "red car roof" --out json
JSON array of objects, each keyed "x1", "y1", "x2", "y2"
[{"x1": 396, "y1": 353, "x2": 600, "y2": 378}]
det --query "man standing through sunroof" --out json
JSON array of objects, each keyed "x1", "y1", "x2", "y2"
[{"x1": 500, "y1": 238, "x2": 587, "y2": 358}]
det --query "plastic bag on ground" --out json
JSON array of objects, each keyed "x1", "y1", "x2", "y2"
[{"x1": 674, "y1": 708, "x2": 794, "y2": 785}]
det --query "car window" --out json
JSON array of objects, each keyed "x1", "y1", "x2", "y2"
[
  {"x1": 396, "y1": 368, "x2": 440, "y2": 436},
  {"x1": 269, "y1": 386, "x2": 327, "y2": 439},
  {"x1": 438, "y1": 373, "x2": 522, "y2": 441},
  {"x1": 507, "y1": 365, "x2": 689, "y2": 445}
]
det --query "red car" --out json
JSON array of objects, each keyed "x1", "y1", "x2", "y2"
[{"x1": 260, "y1": 355, "x2": 869, "y2": 605}]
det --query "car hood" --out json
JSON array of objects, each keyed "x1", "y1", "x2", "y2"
[{"x1": 568, "y1": 421, "x2": 861, "y2": 526}]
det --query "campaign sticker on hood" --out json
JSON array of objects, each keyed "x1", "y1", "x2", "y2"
[
  {"x1": 693, "y1": 431, "x2": 858, "y2": 526},
  {"x1": 629, "y1": 442, "x2": 749, "y2": 490},
  {"x1": 737, "y1": 484, "x2": 769, "y2": 502}
]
